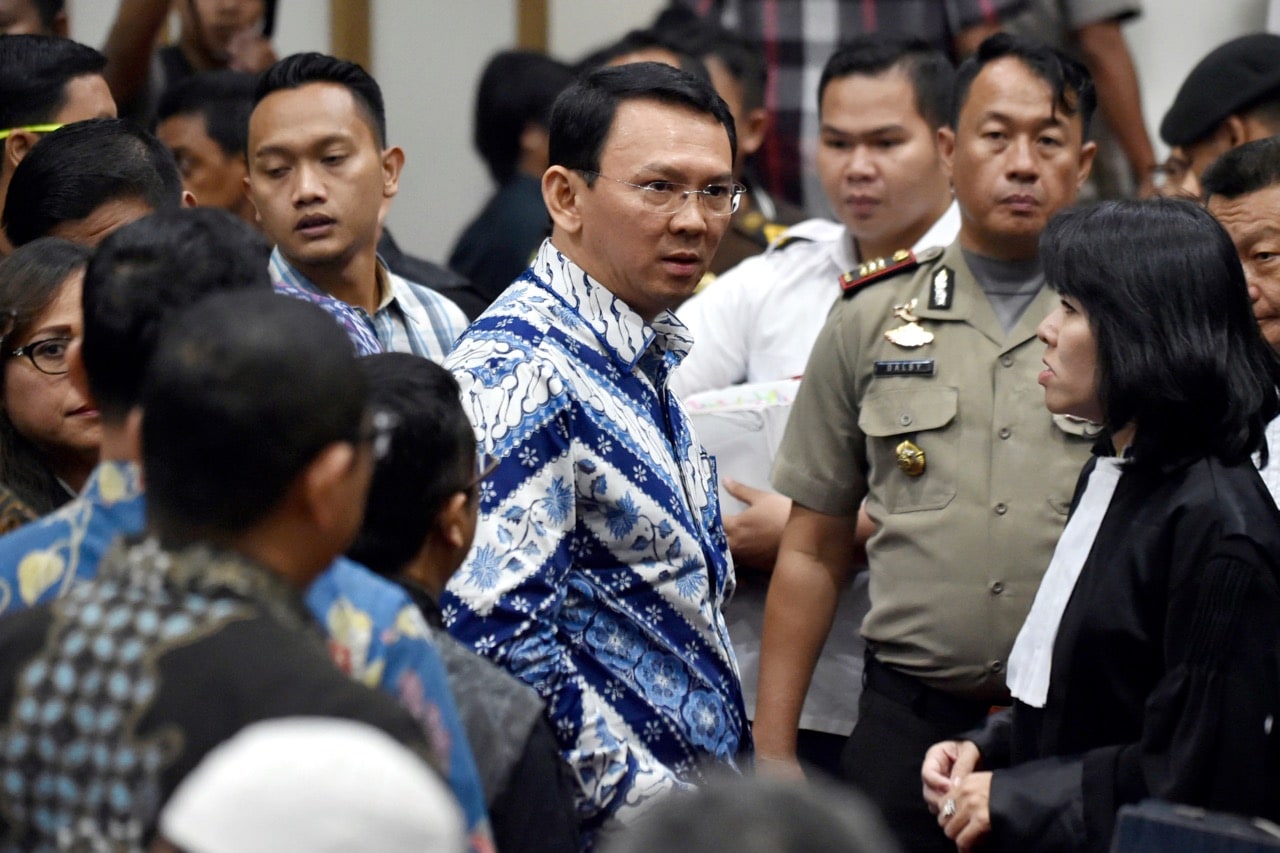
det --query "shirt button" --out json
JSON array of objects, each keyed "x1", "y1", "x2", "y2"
[
  {"x1": 990, "y1": 581, "x2": 1004, "y2": 595},
  {"x1": 994, "y1": 502, "x2": 1008, "y2": 515},
  {"x1": 998, "y1": 427, "x2": 1011, "y2": 440},
  {"x1": 899, "y1": 413, "x2": 913, "y2": 426},
  {"x1": 990, "y1": 660, "x2": 1004, "y2": 673},
  {"x1": 1001, "y1": 355, "x2": 1014, "y2": 367}
]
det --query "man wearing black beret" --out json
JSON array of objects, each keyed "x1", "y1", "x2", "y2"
[{"x1": 1158, "y1": 32, "x2": 1280, "y2": 198}]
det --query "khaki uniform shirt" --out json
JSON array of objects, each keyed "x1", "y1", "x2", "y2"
[{"x1": 772, "y1": 239, "x2": 1098, "y2": 701}]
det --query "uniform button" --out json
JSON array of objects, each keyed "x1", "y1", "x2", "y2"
[
  {"x1": 899, "y1": 413, "x2": 913, "y2": 426},
  {"x1": 994, "y1": 502, "x2": 1008, "y2": 515},
  {"x1": 990, "y1": 660, "x2": 1004, "y2": 673},
  {"x1": 1001, "y1": 355, "x2": 1014, "y2": 368},
  {"x1": 990, "y1": 581, "x2": 1004, "y2": 595},
  {"x1": 998, "y1": 427, "x2": 1011, "y2": 440}
]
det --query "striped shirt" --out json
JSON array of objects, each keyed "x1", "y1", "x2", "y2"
[{"x1": 269, "y1": 248, "x2": 468, "y2": 362}]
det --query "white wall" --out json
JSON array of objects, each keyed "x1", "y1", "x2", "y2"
[{"x1": 65, "y1": 0, "x2": 1275, "y2": 267}]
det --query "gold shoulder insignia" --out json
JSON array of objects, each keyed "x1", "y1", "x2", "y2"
[
  {"x1": 761, "y1": 223, "x2": 789, "y2": 245},
  {"x1": 839, "y1": 248, "x2": 918, "y2": 296}
]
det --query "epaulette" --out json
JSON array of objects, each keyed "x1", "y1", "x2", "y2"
[
  {"x1": 769, "y1": 231, "x2": 815, "y2": 253},
  {"x1": 839, "y1": 246, "x2": 942, "y2": 297}
]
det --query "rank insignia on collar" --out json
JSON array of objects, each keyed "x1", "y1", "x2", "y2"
[
  {"x1": 929, "y1": 267, "x2": 954, "y2": 310},
  {"x1": 840, "y1": 248, "x2": 916, "y2": 295},
  {"x1": 884, "y1": 298, "x2": 935, "y2": 347}
]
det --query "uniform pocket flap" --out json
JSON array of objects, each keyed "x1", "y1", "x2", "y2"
[{"x1": 859, "y1": 386, "x2": 958, "y2": 437}]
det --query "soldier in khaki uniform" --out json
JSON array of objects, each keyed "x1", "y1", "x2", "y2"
[{"x1": 754, "y1": 34, "x2": 1100, "y2": 853}]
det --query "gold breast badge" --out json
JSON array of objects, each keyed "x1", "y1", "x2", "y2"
[
  {"x1": 895, "y1": 440, "x2": 926, "y2": 476},
  {"x1": 884, "y1": 298, "x2": 934, "y2": 348}
]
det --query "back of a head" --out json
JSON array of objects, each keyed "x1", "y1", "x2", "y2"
[
  {"x1": 820, "y1": 37, "x2": 956, "y2": 130},
  {"x1": 1042, "y1": 198, "x2": 1279, "y2": 467},
  {"x1": 143, "y1": 291, "x2": 367, "y2": 539},
  {"x1": 159, "y1": 717, "x2": 465, "y2": 853},
  {"x1": 81, "y1": 207, "x2": 271, "y2": 422},
  {"x1": 473, "y1": 50, "x2": 574, "y2": 184},
  {"x1": 953, "y1": 33, "x2": 1095, "y2": 137},
  {"x1": 255, "y1": 52, "x2": 387, "y2": 147},
  {"x1": 0, "y1": 34, "x2": 105, "y2": 129},
  {"x1": 577, "y1": 28, "x2": 711, "y2": 81},
  {"x1": 157, "y1": 70, "x2": 259, "y2": 158},
  {"x1": 603, "y1": 776, "x2": 901, "y2": 853},
  {"x1": 1201, "y1": 135, "x2": 1280, "y2": 202},
  {"x1": 658, "y1": 17, "x2": 767, "y2": 113},
  {"x1": 2, "y1": 118, "x2": 182, "y2": 248},
  {"x1": 348, "y1": 353, "x2": 473, "y2": 576},
  {"x1": 1160, "y1": 33, "x2": 1280, "y2": 148},
  {"x1": 549, "y1": 61, "x2": 737, "y2": 177}
]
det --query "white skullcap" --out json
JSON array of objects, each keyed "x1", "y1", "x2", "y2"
[{"x1": 158, "y1": 717, "x2": 466, "y2": 853}]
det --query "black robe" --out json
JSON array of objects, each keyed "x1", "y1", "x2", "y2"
[{"x1": 968, "y1": 453, "x2": 1280, "y2": 852}]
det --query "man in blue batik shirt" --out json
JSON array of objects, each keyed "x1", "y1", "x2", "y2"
[
  {"x1": 0, "y1": 209, "x2": 493, "y2": 852},
  {"x1": 443, "y1": 62, "x2": 749, "y2": 846}
]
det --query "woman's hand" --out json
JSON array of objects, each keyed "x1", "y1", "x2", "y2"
[{"x1": 940, "y1": 771, "x2": 992, "y2": 851}]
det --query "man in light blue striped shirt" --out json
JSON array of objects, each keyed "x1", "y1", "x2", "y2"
[{"x1": 246, "y1": 52, "x2": 467, "y2": 361}]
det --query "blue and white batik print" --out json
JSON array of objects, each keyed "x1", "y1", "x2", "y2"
[{"x1": 443, "y1": 240, "x2": 748, "y2": 842}]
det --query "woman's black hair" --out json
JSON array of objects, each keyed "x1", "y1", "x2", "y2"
[
  {"x1": 0, "y1": 237, "x2": 94, "y2": 515},
  {"x1": 1041, "y1": 198, "x2": 1280, "y2": 468}
]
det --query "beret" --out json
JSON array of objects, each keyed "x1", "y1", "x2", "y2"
[{"x1": 1160, "y1": 33, "x2": 1280, "y2": 147}]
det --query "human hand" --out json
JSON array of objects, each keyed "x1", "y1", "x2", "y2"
[
  {"x1": 755, "y1": 752, "x2": 806, "y2": 782},
  {"x1": 226, "y1": 28, "x2": 277, "y2": 73},
  {"x1": 921, "y1": 739, "x2": 981, "y2": 815},
  {"x1": 723, "y1": 480, "x2": 790, "y2": 573},
  {"x1": 940, "y1": 770, "x2": 992, "y2": 851}
]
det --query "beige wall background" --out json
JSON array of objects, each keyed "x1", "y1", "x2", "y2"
[{"x1": 66, "y1": 0, "x2": 1268, "y2": 266}]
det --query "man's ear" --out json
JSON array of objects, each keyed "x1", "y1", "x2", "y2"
[
  {"x1": 300, "y1": 442, "x2": 360, "y2": 532},
  {"x1": 937, "y1": 126, "x2": 956, "y2": 181},
  {"x1": 543, "y1": 165, "x2": 584, "y2": 236},
  {"x1": 435, "y1": 491, "x2": 470, "y2": 551},
  {"x1": 381, "y1": 145, "x2": 405, "y2": 199},
  {"x1": 738, "y1": 107, "x2": 770, "y2": 160},
  {"x1": 5, "y1": 131, "x2": 38, "y2": 173},
  {"x1": 180, "y1": 190, "x2": 198, "y2": 208},
  {"x1": 242, "y1": 174, "x2": 262, "y2": 224},
  {"x1": 1074, "y1": 140, "x2": 1098, "y2": 191}
]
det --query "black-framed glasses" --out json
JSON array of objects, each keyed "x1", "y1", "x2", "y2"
[
  {"x1": 578, "y1": 170, "x2": 746, "y2": 216},
  {"x1": 465, "y1": 453, "x2": 499, "y2": 493},
  {"x1": 9, "y1": 336, "x2": 72, "y2": 375},
  {"x1": 354, "y1": 410, "x2": 400, "y2": 461}
]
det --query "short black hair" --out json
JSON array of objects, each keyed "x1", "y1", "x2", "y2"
[
  {"x1": 1042, "y1": 198, "x2": 1280, "y2": 469},
  {"x1": 143, "y1": 291, "x2": 368, "y2": 540},
  {"x1": 472, "y1": 51, "x2": 574, "y2": 185},
  {"x1": 347, "y1": 354, "x2": 474, "y2": 576},
  {"x1": 549, "y1": 62, "x2": 736, "y2": 182},
  {"x1": 0, "y1": 34, "x2": 104, "y2": 131},
  {"x1": 157, "y1": 70, "x2": 259, "y2": 158},
  {"x1": 952, "y1": 33, "x2": 1096, "y2": 138},
  {"x1": 255, "y1": 52, "x2": 387, "y2": 148},
  {"x1": 0, "y1": 237, "x2": 92, "y2": 516},
  {"x1": 81, "y1": 207, "x2": 271, "y2": 422},
  {"x1": 3, "y1": 118, "x2": 183, "y2": 247},
  {"x1": 660, "y1": 17, "x2": 768, "y2": 112},
  {"x1": 1201, "y1": 136, "x2": 1280, "y2": 200},
  {"x1": 577, "y1": 28, "x2": 711, "y2": 82},
  {"x1": 819, "y1": 37, "x2": 955, "y2": 130}
]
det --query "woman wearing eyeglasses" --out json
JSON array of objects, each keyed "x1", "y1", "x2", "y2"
[
  {"x1": 0, "y1": 238, "x2": 98, "y2": 520},
  {"x1": 922, "y1": 199, "x2": 1280, "y2": 851}
]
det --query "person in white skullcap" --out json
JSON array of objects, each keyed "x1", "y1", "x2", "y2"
[{"x1": 152, "y1": 717, "x2": 466, "y2": 853}]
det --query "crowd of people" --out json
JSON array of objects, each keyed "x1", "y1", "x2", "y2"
[{"x1": 0, "y1": 1, "x2": 1275, "y2": 851}]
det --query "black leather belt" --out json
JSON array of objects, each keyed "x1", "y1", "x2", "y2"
[{"x1": 863, "y1": 654, "x2": 993, "y2": 734}]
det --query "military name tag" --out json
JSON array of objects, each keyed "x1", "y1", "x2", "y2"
[{"x1": 874, "y1": 359, "x2": 935, "y2": 376}]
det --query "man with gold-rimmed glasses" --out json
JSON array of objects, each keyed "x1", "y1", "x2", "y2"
[
  {"x1": 0, "y1": 35, "x2": 116, "y2": 256},
  {"x1": 444, "y1": 61, "x2": 749, "y2": 845}
]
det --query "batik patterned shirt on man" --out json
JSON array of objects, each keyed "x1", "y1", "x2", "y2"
[
  {"x1": 442, "y1": 240, "x2": 748, "y2": 844},
  {"x1": 0, "y1": 461, "x2": 494, "y2": 852}
]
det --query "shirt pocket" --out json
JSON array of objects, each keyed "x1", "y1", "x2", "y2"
[{"x1": 859, "y1": 386, "x2": 959, "y2": 513}]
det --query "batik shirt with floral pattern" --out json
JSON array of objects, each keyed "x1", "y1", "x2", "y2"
[{"x1": 443, "y1": 240, "x2": 748, "y2": 843}]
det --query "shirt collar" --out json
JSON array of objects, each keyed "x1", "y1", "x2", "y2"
[
  {"x1": 533, "y1": 239, "x2": 693, "y2": 374},
  {"x1": 81, "y1": 459, "x2": 144, "y2": 506},
  {"x1": 269, "y1": 246, "x2": 392, "y2": 312}
]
